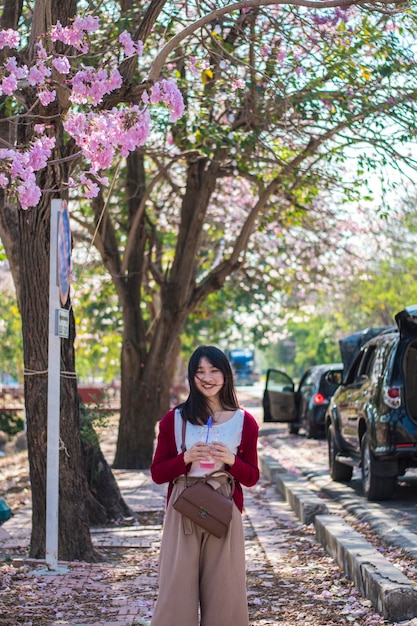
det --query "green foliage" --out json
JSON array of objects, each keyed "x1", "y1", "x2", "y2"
[
  {"x1": 79, "y1": 405, "x2": 110, "y2": 448},
  {"x1": 72, "y1": 265, "x2": 122, "y2": 383},
  {"x1": 0, "y1": 411, "x2": 24, "y2": 436},
  {"x1": 267, "y1": 195, "x2": 417, "y2": 372},
  {"x1": 0, "y1": 269, "x2": 23, "y2": 383}
]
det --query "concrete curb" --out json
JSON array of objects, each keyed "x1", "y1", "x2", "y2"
[
  {"x1": 258, "y1": 453, "x2": 286, "y2": 483},
  {"x1": 316, "y1": 514, "x2": 417, "y2": 622},
  {"x1": 275, "y1": 472, "x2": 328, "y2": 525},
  {"x1": 259, "y1": 451, "x2": 417, "y2": 623},
  {"x1": 259, "y1": 454, "x2": 328, "y2": 526},
  {"x1": 304, "y1": 471, "x2": 417, "y2": 559}
]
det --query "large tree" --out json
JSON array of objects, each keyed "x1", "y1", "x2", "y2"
[
  {"x1": 80, "y1": 1, "x2": 417, "y2": 469},
  {"x1": 0, "y1": 0, "x2": 177, "y2": 561},
  {"x1": 0, "y1": 0, "x2": 415, "y2": 561}
]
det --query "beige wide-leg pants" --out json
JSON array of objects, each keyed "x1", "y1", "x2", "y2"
[{"x1": 150, "y1": 480, "x2": 249, "y2": 626}]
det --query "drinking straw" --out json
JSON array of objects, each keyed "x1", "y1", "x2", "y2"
[{"x1": 205, "y1": 415, "x2": 213, "y2": 443}]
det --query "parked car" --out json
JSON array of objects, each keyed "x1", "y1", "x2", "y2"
[
  {"x1": 262, "y1": 363, "x2": 343, "y2": 438},
  {"x1": 325, "y1": 305, "x2": 417, "y2": 501}
]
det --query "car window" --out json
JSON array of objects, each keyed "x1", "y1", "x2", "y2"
[
  {"x1": 320, "y1": 370, "x2": 343, "y2": 395},
  {"x1": 344, "y1": 350, "x2": 365, "y2": 384},
  {"x1": 356, "y1": 346, "x2": 377, "y2": 380},
  {"x1": 372, "y1": 343, "x2": 389, "y2": 380},
  {"x1": 267, "y1": 370, "x2": 293, "y2": 393},
  {"x1": 299, "y1": 370, "x2": 316, "y2": 395},
  {"x1": 326, "y1": 371, "x2": 343, "y2": 386}
]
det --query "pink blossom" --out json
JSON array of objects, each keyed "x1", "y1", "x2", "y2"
[
  {"x1": 79, "y1": 173, "x2": 99, "y2": 198},
  {"x1": 189, "y1": 56, "x2": 199, "y2": 75},
  {"x1": 152, "y1": 79, "x2": 184, "y2": 122},
  {"x1": 64, "y1": 106, "x2": 151, "y2": 171},
  {"x1": 52, "y1": 57, "x2": 71, "y2": 74},
  {"x1": 232, "y1": 79, "x2": 245, "y2": 91},
  {"x1": 27, "y1": 136, "x2": 56, "y2": 170},
  {"x1": 0, "y1": 28, "x2": 19, "y2": 49},
  {"x1": 35, "y1": 42, "x2": 48, "y2": 60},
  {"x1": 150, "y1": 82, "x2": 161, "y2": 104},
  {"x1": 17, "y1": 181, "x2": 42, "y2": 210},
  {"x1": 0, "y1": 136, "x2": 55, "y2": 208},
  {"x1": 0, "y1": 173, "x2": 9, "y2": 187},
  {"x1": 28, "y1": 61, "x2": 51, "y2": 86},
  {"x1": 51, "y1": 17, "x2": 98, "y2": 53},
  {"x1": 136, "y1": 41, "x2": 144, "y2": 56},
  {"x1": 108, "y1": 69, "x2": 123, "y2": 91},
  {"x1": 1, "y1": 74, "x2": 17, "y2": 95},
  {"x1": 39, "y1": 90, "x2": 57, "y2": 106},
  {"x1": 277, "y1": 48, "x2": 286, "y2": 62},
  {"x1": 73, "y1": 15, "x2": 99, "y2": 34},
  {"x1": 70, "y1": 67, "x2": 123, "y2": 105},
  {"x1": 4, "y1": 57, "x2": 28, "y2": 79},
  {"x1": 119, "y1": 31, "x2": 136, "y2": 57}
]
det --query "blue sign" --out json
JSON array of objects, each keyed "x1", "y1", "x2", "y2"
[{"x1": 58, "y1": 200, "x2": 71, "y2": 306}]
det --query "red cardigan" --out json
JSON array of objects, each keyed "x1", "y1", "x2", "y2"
[{"x1": 151, "y1": 408, "x2": 260, "y2": 512}]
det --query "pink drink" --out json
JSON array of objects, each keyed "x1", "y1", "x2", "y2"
[
  {"x1": 200, "y1": 459, "x2": 215, "y2": 469},
  {"x1": 199, "y1": 422, "x2": 218, "y2": 469}
]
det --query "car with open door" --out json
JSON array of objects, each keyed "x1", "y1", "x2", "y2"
[
  {"x1": 263, "y1": 363, "x2": 343, "y2": 438},
  {"x1": 326, "y1": 305, "x2": 417, "y2": 501}
]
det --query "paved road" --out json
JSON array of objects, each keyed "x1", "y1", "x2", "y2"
[
  {"x1": 237, "y1": 383, "x2": 417, "y2": 538},
  {"x1": 258, "y1": 420, "x2": 417, "y2": 540}
]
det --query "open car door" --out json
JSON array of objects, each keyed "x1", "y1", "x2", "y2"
[{"x1": 263, "y1": 369, "x2": 297, "y2": 423}]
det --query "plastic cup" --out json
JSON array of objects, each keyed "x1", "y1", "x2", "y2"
[{"x1": 199, "y1": 425, "x2": 219, "y2": 469}]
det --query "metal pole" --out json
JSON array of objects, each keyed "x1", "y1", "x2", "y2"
[{"x1": 45, "y1": 199, "x2": 61, "y2": 571}]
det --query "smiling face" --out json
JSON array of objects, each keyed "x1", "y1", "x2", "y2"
[{"x1": 194, "y1": 356, "x2": 225, "y2": 403}]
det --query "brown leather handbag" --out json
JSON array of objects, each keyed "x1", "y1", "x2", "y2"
[{"x1": 172, "y1": 419, "x2": 235, "y2": 538}]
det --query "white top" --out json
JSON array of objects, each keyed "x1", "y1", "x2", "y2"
[{"x1": 174, "y1": 407, "x2": 245, "y2": 477}]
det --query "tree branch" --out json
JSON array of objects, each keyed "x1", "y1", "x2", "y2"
[{"x1": 148, "y1": 0, "x2": 404, "y2": 82}]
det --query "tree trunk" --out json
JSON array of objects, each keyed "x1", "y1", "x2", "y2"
[
  {"x1": 113, "y1": 158, "x2": 220, "y2": 469},
  {"x1": 17, "y1": 199, "x2": 99, "y2": 561},
  {"x1": 81, "y1": 409, "x2": 134, "y2": 524},
  {"x1": 113, "y1": 310, "x2": 184, "y2": 468},
  {"x1": 0, "y1": 0, "x2": 141, "y2": 560}
]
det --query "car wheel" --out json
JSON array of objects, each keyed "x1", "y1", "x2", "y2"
[
  {"x1": 288, "y1": 423, "x2": 299, "y2": 435},
  {"x1": 360, "y1": 433, "x2": 396, "y2": 501},
  {"x1": 327, "y1": 425, "x2": 353, "y2": 482}
]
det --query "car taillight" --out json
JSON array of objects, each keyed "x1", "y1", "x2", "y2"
[
  {"x1": 384, "y1": 386, "x2": 401, "y2": 409},
  {"x1": 313, "y1": 393, "x2": 325, "y2": 405}
]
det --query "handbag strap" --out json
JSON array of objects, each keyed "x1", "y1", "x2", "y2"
[
  {"x1": 181, "y1": 418, "x2": 187, "y2": 452},
  {"x1": 204, "y1": 470, "x2": 236, "y2": 498},
  {"x1": 181, "y1": 419, "x2": 189, "y2": 486}
]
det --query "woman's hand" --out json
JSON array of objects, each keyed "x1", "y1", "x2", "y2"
[
  {"x1": 209, "y1": 442, "x2": 235, "y2": 467},
  {"x1": 183, "y1": 442, "x2": 211, "y2": 465}
]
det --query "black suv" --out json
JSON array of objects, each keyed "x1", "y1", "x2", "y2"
[
  {"x1": 263, "y1": 363, "x2": 343, "y2": 438},
  {"x1": 326, "y1": 305, "x2": 417, "y2": 501}
]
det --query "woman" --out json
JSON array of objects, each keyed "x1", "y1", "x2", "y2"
[{"x1": 150, "y1": 345, "x2": 259, "y2": 626}]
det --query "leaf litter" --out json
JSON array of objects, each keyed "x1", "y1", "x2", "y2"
[{"x1": 0, "y1": 437, "x2": 401, "y2": 626}]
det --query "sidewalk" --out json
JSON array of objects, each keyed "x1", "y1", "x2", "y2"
[
  {"x1": 0, "y1": 470, "x2": 166, "y2": 626},
  {"x1": 0, "y1": 397, "x2": 265, "y2": 626}
]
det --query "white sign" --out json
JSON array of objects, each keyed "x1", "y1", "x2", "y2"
[{"x1": 56, "y1": 309, "x2": 69, "y2": 338}]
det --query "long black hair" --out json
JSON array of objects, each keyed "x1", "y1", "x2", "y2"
[{"x1": 179, "y1": 345, "x2": 239, "y2": 425}]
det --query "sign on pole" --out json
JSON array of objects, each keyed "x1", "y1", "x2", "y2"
[
  {"x1": 45, "y1": 199, "x2": 71, "y2": 572},
  {"x1": 58, "y1": 200, "x2": 71, "y2": 307}
]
